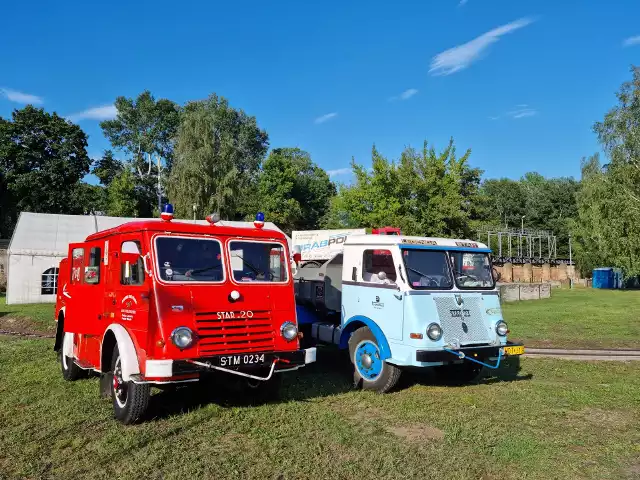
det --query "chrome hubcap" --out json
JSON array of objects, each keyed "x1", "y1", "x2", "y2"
[
  {"x1": 113, "y1": 357, "x2": 127, "y2": 406},
  {"x1": 361, "y1": 353, "x2": 373, "y2": 369}
]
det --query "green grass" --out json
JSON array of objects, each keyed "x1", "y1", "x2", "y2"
[
  {"x1": 1, "y1": 337, "x2": 639, "y2": 479},
  {"x1": 503, "y1": 288, "x2": 640, "y2": 350},
  {"x1": 0, "y1": 292, "x2": 56, "y2": 335}
]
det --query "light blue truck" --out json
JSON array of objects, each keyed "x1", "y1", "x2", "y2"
[{"x1": 293, "y1": 232, "x2": 524, "y2": 392}]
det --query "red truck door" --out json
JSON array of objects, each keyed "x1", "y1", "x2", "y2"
[
  {"x1": 64, "y1": 242, "x2": 107, "y2": 336},
  {"x1": 110, "y1": 235, "x2": 150, "y2": 333}
]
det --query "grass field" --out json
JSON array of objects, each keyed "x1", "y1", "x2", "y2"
[
  {"x1": 0, "y1": 293, "x2": 55, "y2": 335},
  {"x1": 1, "y1": 337, "x2": 639, "y2": 479},
  {"x1": 503, "y1": 288, "x2": 640, "y2": 350}
]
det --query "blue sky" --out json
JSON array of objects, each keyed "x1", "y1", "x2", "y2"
[{"x1": 1, "y1": 0, "x2": 640, "y2": 184}]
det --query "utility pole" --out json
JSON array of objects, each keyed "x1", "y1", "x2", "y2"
[
  {"x1": 569, "y1": 233, "x2": 573, "y2": 289},
  {"x1": 193, "y1": 204, "x2": 197, "y2": 223}
]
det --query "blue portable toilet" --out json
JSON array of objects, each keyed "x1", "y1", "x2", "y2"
[
  {"x1": 592, "y1": 268, "x2": 614, "y2": 289},
  {"x1": 613, "y1": 268, "x2": 623, "y2": 289}
]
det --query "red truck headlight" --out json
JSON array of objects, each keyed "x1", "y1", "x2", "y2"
[{"x1": 280, "y1": 322, "x2": 298, "y2": 341}]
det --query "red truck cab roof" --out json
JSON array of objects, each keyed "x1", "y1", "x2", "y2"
[{"x1": 85, "y1": 219, "x2": 288, "y2": 242}]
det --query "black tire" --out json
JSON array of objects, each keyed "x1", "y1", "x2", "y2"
[
  {"x1": 244, "y1": 374, "x2": 282, "y2": 402},
  {"x1": 348, "y1": 327, "x2": 401, "y2": 393},
  {"x1": 434, "y1": 361, "x2": 483, "y2": 386},
  {"x1": 110, "y1": 344, "x2": 150, "y2": 424},
  {"x1": 59, "y1": 335, "x2": 83, "y2": 381}
]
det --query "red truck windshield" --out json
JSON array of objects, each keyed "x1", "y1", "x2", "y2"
[
  {"x1": 155, "y1": 236, "x2": 224, "y2": 282},
  {"x1": 229, "y1": 241, "x2": 288, "y2": 283}
]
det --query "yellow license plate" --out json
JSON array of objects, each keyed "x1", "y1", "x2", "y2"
[{"x1": 503, "y1": 345, "x2": 525, "y2": 356}]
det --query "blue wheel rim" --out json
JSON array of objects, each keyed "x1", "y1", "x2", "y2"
[{"x1": 355, "y1": 340, "x2": 383, "y2": 380}]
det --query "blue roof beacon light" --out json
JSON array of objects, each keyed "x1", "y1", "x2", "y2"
[
  {"x1": 161, "y1": 203, "x2": 174, "y2": 222},
  {"x1": 254, "y1": 212, "x2": 265, "y2": 229}
]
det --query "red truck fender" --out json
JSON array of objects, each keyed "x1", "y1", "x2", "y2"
[{"x1": 101, "y1": 324, "x2": 140, "y2": 380}]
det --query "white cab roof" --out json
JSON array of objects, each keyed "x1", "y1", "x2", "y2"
[{"x1": 343, "y1": 234, "x2": 489, "y2": 250}]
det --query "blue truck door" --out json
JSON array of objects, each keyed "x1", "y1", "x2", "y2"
[{"x1": 350, "y1": 248, "x2": 404, "y2": 341}]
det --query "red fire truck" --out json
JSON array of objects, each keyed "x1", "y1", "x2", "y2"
[{"x1": 53, "y1": 206, "x2": 316, "y2": 424}]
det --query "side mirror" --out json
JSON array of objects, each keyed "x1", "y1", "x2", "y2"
[{"x1": 378, "y1": 271, "x2": 387, "y2": 281}]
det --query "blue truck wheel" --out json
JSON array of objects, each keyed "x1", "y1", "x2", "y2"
[{"x1": 348, "y1": 326, "x2": 401, "y2": 393}]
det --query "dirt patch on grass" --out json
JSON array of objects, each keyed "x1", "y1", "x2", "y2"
[
  {"x1": 349, "y1": 407, "x2": 387, "y2": 423},
  {"x1": 573, "y1": 408, "x2": 632, "y2": 429},
  {"x1": 624, "y1": 462, "x2": 640, "y2": 479},
  {"x1": 385, "y1": 424, "x2": 445, "y2": 442},
  {"x1": 0, "y1": 315, "x2": 55, "y2": 337}
]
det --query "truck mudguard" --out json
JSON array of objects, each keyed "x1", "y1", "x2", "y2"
[
  {"x1": 339, "y1": 315, "x2": 392, "y2": 360},
  {"x1": 101, "y1": 324, "x2": 140, "y2": 381}
]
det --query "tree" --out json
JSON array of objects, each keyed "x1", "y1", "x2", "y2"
[
  {"x1": 100, "y1": 91, "x2": 181, "y2": 215},
  {"x1": 107, "y1": 169, "x2": 139, "y2": 217},
  {"x1": 323, "y1": 139, "x2": 482, "y2": 237},
  {"x1": 92, "y1": 150, "x2": 123, "y2": 187},
  {"x1": 71, "y1": 182, "x2": 108, "y2": 215},
  {"x1": 477, "y1": 174, "x2": 579, "y2": 256},
  {"x1": 253, "y1": 148, "x2": 335, "y2": 233},
  {"x1": 0, "y1": 106, "x2": 91, "y2": 236},
  {"x1": 573, "y1": 66, "x2": 640, "y2": 277},
  {"x1": 167, "y1": 94, "x2": 269, "y2": 220}
]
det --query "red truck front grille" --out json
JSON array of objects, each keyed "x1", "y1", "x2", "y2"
[{"x1": 194, "y1": 310, "x2": 275, "y2": 355}]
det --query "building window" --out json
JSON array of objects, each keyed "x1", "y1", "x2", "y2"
[{"x1": 42, "y1": 267, "x2": 59, "y2": 295}]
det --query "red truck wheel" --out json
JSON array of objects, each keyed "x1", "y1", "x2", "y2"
[
  {"x1": 110, "y1": 344, "x2": 150, "y2": 424},
  {"x1": 60, "y1": 334, "x2": 83, "y2": 381}
]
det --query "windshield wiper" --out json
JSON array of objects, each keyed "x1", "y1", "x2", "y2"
[
  {"x1": 406, "y1": 266, "x2": 430, "y2": 278},
  {"x1": 233, "y1": 254, "x2": 273, "y2": 279},
  {"x1": 189, "y1": 264, "x2": 222, "y2": 275}
]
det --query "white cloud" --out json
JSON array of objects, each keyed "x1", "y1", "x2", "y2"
[
  {"x1": 458, "y1": 0, "x2": 468, "y2": 6},
  {"x1": 67, "y1": 104, "x2": 117, "y2": 122},
  {"x1": 0, "y1": 87, "x2": 44, "y2": 105},
  {"x1": 327, "y1": 167, "x2": 351, "y2": 177},
  {"x1": 623, "y1": 35, "x2": 640, "y2": 47},
  {"x1": 490, "y1": 105, "x2": 538, "y2": 120},
  {"x1": 314, "y1": 112, "x2": 338, "y2": 124},
  {"x1": 389, "y1": 88, "x2": 419, "y2": 102},
  {"x1": 429, "y1": 17, "x2": 536, "y2": 76},
  {"x1": 508, "y1": 105, "x2": 537, "y2": 119}
]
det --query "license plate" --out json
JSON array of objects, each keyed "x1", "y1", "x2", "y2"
[
  {"x1": 503, "y1": 345, "x2": 525, "y2": 356},
  {"x1": 218, "y1": 353, "x2": 267, "y2": 367}
]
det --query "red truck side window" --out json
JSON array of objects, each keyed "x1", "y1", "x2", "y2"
[
  {"x1": 85, "y1": 247, "x2": 101, "y2": 285},
  {"x1": 71, "y1": 248, "x2": 84, "y2": 285},
  {"x1": 120, "y1": 241, "x2": 145, "y2": 286}
]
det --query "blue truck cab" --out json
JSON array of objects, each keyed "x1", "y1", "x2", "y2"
[{"x1": 293, "y1": 234, "x2": 524, "y2": 392}]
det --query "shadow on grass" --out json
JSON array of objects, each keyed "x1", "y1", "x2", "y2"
[
  {"x1": 144, "y1": 349, "x2": 531, "y2": 421},
  {"x1": 399, "y1": 356, "x2": 533, "y2": 389},
  {"x1": 145, "y1": 346, "x2": 353, "y2": 421}
]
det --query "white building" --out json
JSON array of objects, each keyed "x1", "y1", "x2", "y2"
[{"x1": 6, "y1": 212, "x2": 288, "y2": 305}]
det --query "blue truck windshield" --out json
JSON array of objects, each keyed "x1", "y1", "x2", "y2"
[
  {"x1": 449, "y1": 251, "x2": 495, "y2": 289},
  {"x1": 402, "y1": 250, "x2": 453, "y2": 289}
]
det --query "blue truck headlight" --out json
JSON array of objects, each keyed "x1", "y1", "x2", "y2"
[
  {"x1": 496, "y1": 320, "x2": 508, "y2": 336},
  {"x1": 281, "y1": 321, "x2": 298, "y2": 341},
  {"x1": 171, "y1": 327, "x2": 194, "y2": 349},
  {"x1": 427, "y1": 323, "x2": 442, "y2": 341}
]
